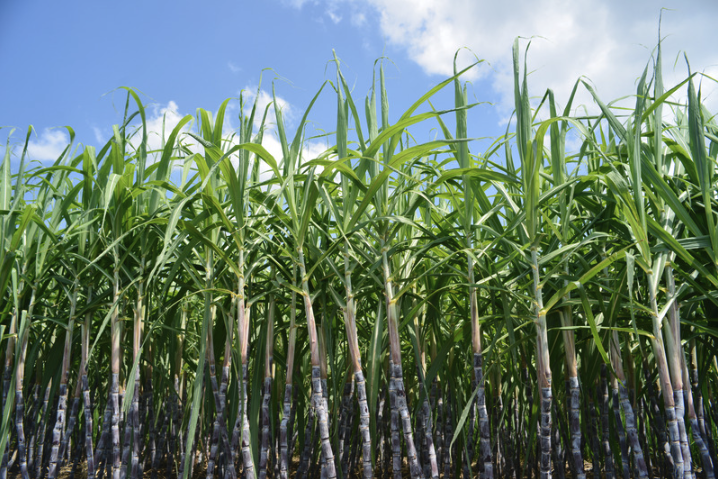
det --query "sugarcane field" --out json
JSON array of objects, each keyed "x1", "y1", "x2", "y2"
[{"x1": 3, "y1": 17, "x2": 718, "y2": 479}]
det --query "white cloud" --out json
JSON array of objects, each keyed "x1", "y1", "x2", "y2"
[
  {"x1": 141, "y1": 89, "x2": 327, "y2": 185},
  {"x1": 138, "y1": 100, "x2": 199, "y2": 156},
  {"x1": 292, "y1": 0, "x2": 718, "y2": 117},
  {"x1": 26, "y1": 128, "x2": 71, "y2": 162},
  {"x1": 240, "y1": 86, "x2": 294, "y2": 131},
  {"x1": 370, "y1": 0, "x2": 717, "y2": 113},
  {"x1": 227, "y1": 61, "x2": 242, "y2": 73}
]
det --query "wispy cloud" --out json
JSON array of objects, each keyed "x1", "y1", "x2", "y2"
[{"x1": 227, "y1": 61, "x2": 242, "y2": 73}]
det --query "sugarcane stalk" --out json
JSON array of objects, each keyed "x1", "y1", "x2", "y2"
[
  {"x1": 16, "y1": 285, "x2": 35, "y2": 479},
  {"x1": 664, "y1": 267, "x2": 694, "y2": 479},
  {"x1": 690, "y1": 343, "x2": 717, "y2": 477},
  {"x1": 60, "y1": 390, "x2": 81, "y2": 467},
  {"x1": 468, "y1": 256, "x2": 492, "y2": 479},
  {"x1": 529, "y1": 247, "x2": 552, "y2": 479},
  {"x1": 110, "y1": 268, "x2": 122, "y2": 479},
  {"x1": 522, "y1": 362, "x2": 533, "y2": 479},
  {"x1": 681, "y1": 354, "x2": 714, "y2": 478},
  {"x1": 342, "y1": 247, "x2": 374, "y2": 479},
  {"x1": 297, "y1": 394, "x2": 316, "y2": 479},
  {"x1": 206, "y1": 312, "x2": 220, "y2": 479},
  {"x1": 226, "y1": 248, "x2": 255, "y2": 479},
  {"x1": 600, "y1": 366, "x2": 616, "y2": 479},
  {"x1": 78, "y1": 287, "x2": 96, "y2": 479},
  {"x1": 121, "y1": 389, "x2": 133, "y2": 479},
  {"x1": 559, "y1": 306, "x2": 585, "y2": 479},
  {"x1": 220, "y1": 308, "x2": 235, "y2": 479},
  {"x1": 388, "y1": 360, "x2": 402, "y2": 479},
  {"x1": 280, "y1": 265, "x2": 297, "y2": 479},
  {"x1": 35, "y1": 379, "x2": 52, "y2": 479},
  {"x1": 167, "y1": 304, "x2": 187, "y2": 479},
  {"x1": 609, "y1": 369, "x2": 630, "y2": 479},
  {"x1": 643, "y1": 362, "x2": 673, "y2": 479},
  {"x1": 338, "y1": 373, "x2": 354, "y2": 473},
  {"x1": 27, "y1": 382, "x2": 40, "y2": 476},
  {"x1": 259, "y1": 289, "x2": 275, "y2": 479},
  {"x1": 1, "y1": 279, "x2": 20, "y2": 479},
  {"x1": 297, "y1": 246, "x2": 337, "y2": 479},
  {"x1": 94, "y1": 387, "x2": 112, "y2": 477},
  {"x1": 551, "y1": 403, "x2": 565, "y2": 479},
  {"x1": 444, "y1": 380, "x2": 453, "y2": 479},
  {"x1": 611, "y1": 331, "x2": 649, "y2": 477},
  {"x1": 48, "y1": 282, "x2": 79, "y2": 479},
  {"x1": 381, "y1": 243, "x2": 423, "y2": 479}
]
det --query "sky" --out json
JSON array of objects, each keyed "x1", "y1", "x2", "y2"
[{"x1": 1, "y1": 0, "x2": 716, "y2": 167}]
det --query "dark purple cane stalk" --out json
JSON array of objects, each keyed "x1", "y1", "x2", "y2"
[
  {"x1": 338, "y1": 375, "x2": 353, "y2": 471},
  {"x1": 94, "y1": 389, "x2": 112, "y2": 477},
  {"x1": 474, "y1": 353, "x2": 492, "y2": 479},
  {"x1": 82, "y1": 373, "x2": 95, "y2": 479},
  {"x1": 466, "y1": 256, "x2": 492, "y2": 479},
  {"x1": 297, "y1": 398, "x2": 316, "y2": 479},
  {"x1": 341, "y1": 247, "x2": 373, "y2": 479},
  {"x1": 610, "y1": 332, "x2": 649, "y2": 478},
  {"x1": 444, "y1": 384, "x2": 453, "y2": 479},
  {"x1": 643, "y1": 363, "x2": 673, "y2": 479},
  {"x1": 15, "y1": 310, "x2": 32, "y2": 479},
  {"x1": 59, "y1": 392, "x2": 81, "y2": 467},
  {"x1": 237, "y1": 284, "x2": 255, "y2": 479},
  {"x1": 279, "y1": 383, "x2": 292, "y2": 479},
  {"x1": 394, "y1": 362, "x2": 423, "y2": 479},
  {"x1": 120, "y1": 387, "x2": 133, "y2": 479},
  {"x1": 537, "y1": 386, "x2": 552, "y2": 479},
  {"x1": 166, "y1": 378, "x2": 180, "y2": 479},
  {"x1": 108, "y1": 270, "x2": 122, "y2": 479},
  {"x1": 388, "y1": 361, "x2": 401, "y2": 479},
  {"x1": 27, "y1": 382, "x2": 40, "y2": 476},
  {"x1": 240, "y1": 362, "x2": 254, "y2": 479},
  {"x1": 420, "y1": 379, "x2": 438, "y2": 479},
  {"x1": 434, "y1": 387, "x2": 443, "y2": 476},
  {"x1": 130, "y1": 376, "x2": 141, "y2": 479},
  {"x1": 599, "y1": 369, "x2": 615, "y2": 479},
  {"x1": 377, "y1": 384, "x2": 389, "y2": 479},
  {"x1": 565, "y1": 375, "x2": 585, "y2": 479},
  {"x1": 207, "y1": 366, "x2": 220, "y2": 479},
  {"x1": 259, "y1": 289, "x2": 275, "y2": 479},
  {"x1": 49, "y1": 287, "x2": 78, "y2": 479},
  {"x1": 522, "y1": 362, "x2": 534, "y2": 479},
  {"x1": 686, "y1": 354, "x2": 715, "y2": 479},
  {"x1": 296, "y1": 248, "x2": 336, "y2": 479},
  {"x1": 637, "y1": 398, "x2": 653, "y2": 479},
  {"x1": 38, "y1": 390, "x2": 56, "y2": 479},
  {"x1": 610, "y1": 376, "x2": 630, "y2": 479},
  {"x1": 691, "y1": 345, "x2": 713, "y2": 459},
  {"x1": 348, "y1": 416, "x2": 360, "y2": 477},
  {"x1": 356, "y1": 369, "x2": 374, "y2": 479},
  {"x1": 47, "y1": 383, "x2": 69, "y2": 479},
  {"x1": 258, "y1": 378, "x2": 272, "y2": 479},
  {"x1": 585, "y1": 387, "x2": 600, "y2": 477},
  {"x1": 312, "y1": 368, "x2": 336, "y2": 479},
  {"x1": 551, "y1": 403, "x2": 565, "y2": 479}
]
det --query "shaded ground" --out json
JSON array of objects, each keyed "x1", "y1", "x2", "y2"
[{"x1": 10, "y1": 457, "x2": 668, "y2": 478}]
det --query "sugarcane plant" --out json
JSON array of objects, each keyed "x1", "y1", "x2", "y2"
[{"x1": 1, "y1": 34, "x2": 718, "y2": 479}]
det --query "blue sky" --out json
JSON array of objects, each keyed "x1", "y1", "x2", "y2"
[{"x1": 2, "y1": 0, "x2": 716, "y2": 166}]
